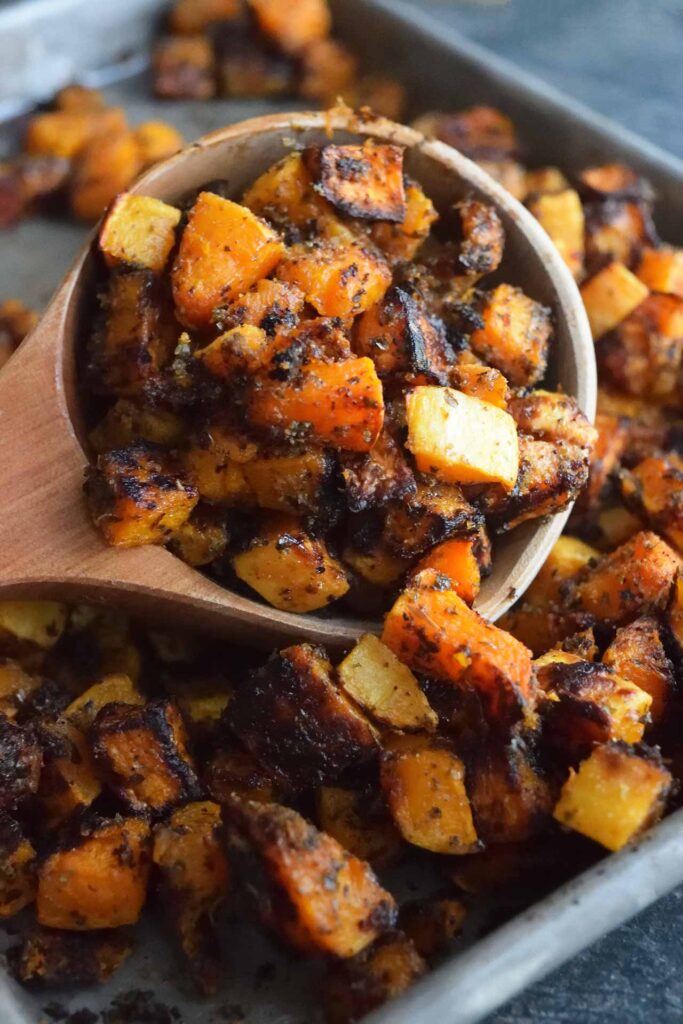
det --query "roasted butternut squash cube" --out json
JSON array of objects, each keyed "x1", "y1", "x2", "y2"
[
  {"x1": 306, "y1": 142, "x2": 406, "y2": 223},
  {"x1": 133, "y1": 120, "x2": 184, "y2": 169},
  {"x1": 37, "y1": 816, "x2": 152, "y2": 930},
  {"x1": 65, "y1": 673, "x2": 144, "y2": 732},
  {"x1": 553, "y1": 743, "x2": 671, "y2": 851},
  {"x1": 575, "y1": 412, "x2": 629, "y2": 521},
  {"x1": 86, "y1": 444, "x2": 199, "y2": 547},
  {"x1": 580, "y1": 261, "x2": 649, "y2": 339},
  {"x1": 227, "y1": 643, "x2": 377, "y2": 789},
  {"x1": 276, "y1": 240, "x2": 391, "y2": 318},
  {"x1": 338, "y1": 634, "x2": 437, "y2": 733},
  {"x1": 10, "y1": 927, "x2": 133, "y2": 985},
  {"x1": 584, "y1": 198, "x2": 654, "y2": 268},
  {"x1": 470, "y1": 283, "x2": 552, "y2": 387},
  {"x1": 0, "y1": 713, "x2": 41, "y2": 811},
  {"x1": 183, "y1": 425, "x2": 255, "y2": 507},
  {"x1": 216, "y1": 278, "x2": 305, "y2": 334},
  {"x1": 573, "y1": 531, "x2": 680, "y2": 626},
  {"x1": 597, "y1": 293, "x2": 683, "y2": 399},
  {"x1": 323, "y1": 932, "x2": 427, "y2": 1024},
  {"x1": 249, "y1": 356, "x2": 384, "y2": 452},
  {"x1": 153, "y1": 34, "x2": 216, "y2": 100},
  {"x1": 196, "y1": 324, "x2": 270, "y2": 379},
  {"x1": 153, "y1": 801, "x2": 230, "y2": 993},
  {"x1": 597, "y1": 504, "x2": 642, "y2": 550},
  {"x1": 226, "y1": 799, "x2": 396, "y2": 956},
  {"x1": 169, "y1": 506, "x2": 229, "y2": 567},
  {"x1": 0, "y1": 600, "x2": 67, "y2": 650},
  {"x1": 522, "y1": 536, "x2": 600, "y2": 612},
  {"x1": 342, "y1": 538, "x2": 409, "y2": 588},
  {"x1": 452, "y1": 361, "x2": 509, "y2": 410},
  {"x1": 99, "y1": 193, "x2": 181, "y2": 273},
  {"x1": 399, "y1": 899, "x2": 466, "y2": 959},
  {"x1": 203, "y1": 745, "x2": 283, "y2": 805},
  {"x1": 243, "y1": 449, "x2": 335, "y2": 514},
  {"x1": 316, "y1": 786, "x2": 402, "y2": 868},
  {"x1": 412, "y1": 537, "x2": 481, "y2": 605},
  {"x1": 0, "y1": 815, "x2": 36, "y2": 917},
  {"x1": 172, "y1": 192, "x2": 285, "y2": 328},
  {"x1": 383, "y1": 477, "x2": 481, "y2": 559},
  {"x1": 36, "y1": 717, "x2": 103, "y2": 828},
  {"x1": 248, "y1": 0, "x2": 331, "y2": 54},
  {"x1": 380, "y1": 737, "x2": 478, "y2": 854},
  {"x1": 603, "y1": 617, "x2": 674, "y2": 721},
  {"x1": 25, "y1": 108, "x2": 127, "y2": 160},
  {"x1": 232, "y1": 515, "x2": 350, "y2": 613},
  {"x1": 243, "y1": 151, "x2": 338, "y2": 236},
  {"x1": 417, "y1": 105, "x2": 518, "y2": 158},
  {"x1": 0, "y1": 659, "x2": 40, "y2": 720},
  {"x1": 407, "y1": 385, "x2": 519, "y2": 490},
  {"x1": 71, "y1": 129, "x2": 143, "y2": 223},
  {"x1": 382, "y1": 585, "x2": 534, "y2": 721},
  {"x1": 341, "y1": 430, "x2": 415, "y2": 513},
  {"x1": 217, "y1": 29, "x2": 295, "y2": 97},
  {"x1": 636, "y1": 246, "x2": 683, "y2": 298},
  {"x1": 508, "y1": 390, "x2": 597, "y2": 452},
  {"x1": 298, "y1": 38, "x2": 358, "y2": 103},
  {"x1": 89, "y1": 399, "x2": 184, "y2": 453},
  {"x1": 170, "y1": 0, "x2": 242, "y2": 33},
  {"x1": 91, "y1": 699, "x2": 201, "y2": 815},
  {"x1": 371, "y1": 181, "x2": 438, "y2": 263},
  {"x1": 354, "y1": 285, "x2": 450, "y2": 382},
  {"x1": 579, "y1": 163, "x2": 646, "y2": 198},
  {"x1": 621, "y1": 455, "x2": 683, "y2": 553}
]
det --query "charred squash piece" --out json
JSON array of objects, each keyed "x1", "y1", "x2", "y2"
[
  {"x1": 172, "y1": 192, "x2": 285, "y2": 329},
  {"x1": 37, "y1": 816, "x2": 151, "y2": 930},
  {"x1": 338, "y1": 633, "x2": 437, "y2": 732},
  {"x1": 227, "y1": 643, "x2": 378, "y2": 789},
  {"x1": 521, "y1": 536, "x2": 599, "y2": 610},
  {"x1": 580, "y1": 261, "x2": 649, "y2": 340},
  {"x1": 316, "y1": 786, "x2": 402, "y2": 868},
  {"x1": 0, "y1": 712, "x2": 41, "y2": 812},
  {"x1": 527, "y1": 188, "x2": 584, "y2": 279},
  {"x1": 152, "y1": 35, "x2": 216, "y2": 100},
  {"x1": 99, "y1": 193, "x2": 181, "y2": 273},
  {"x1": 354, "y1": 285, "x2": 450, "y2": 382},
  {"x1": 468, "y1": 740, "x2": 553, "y2": 844},
  {"x1": 168, "y1": 506, "x2": 229, "y2": 567},
  {"x1": 399, "y1": 899, "x2": 466, "y2": 959},
  {"x1": 196, "y1": 324, "x2": 271, "y2": 380},
  {"x1": 86, "y1": 443, "x2": 199, "y2": 547},
  {"x1": 65, "y1": 673, "x2": 144, "y2": 732},
  {"x1": 277, "y1": 239, "x2": 391, "y2": 318},
  {"x1": 416, "y1": 106, "x2": 518, "y2": 159},
  {"x1": 183, "y1": 424, "x2": 256, "y2": 507},
  {"x1": 305, "y1": 143, "x2": 406, "y2": 223},
  {"x1": 574, "y1": 412, "x2": 629, "y2": 521},
  {"x1": 0, "y1": 815, "x2": 37, "y2": 917},
  {"x1": 451, "y1": 360, "x2": 509, "y2": 410},
  {"x1": 383, "y1": 477, "x2": 481, "y2": 559},
  {"x1": 243, "y1": 449, "x2": 336, "y2": 514},
  {"x1": 10, "y1": 927, "x2": 133, "y2": 985},
  {"x1": 0, "y1": 659, "x2": 40, "y2": 721},
  {"x1": 248, "y1": 0, "x2": 331, "y2": 55},
  {"x1": 225, "y1": 799, "x2": 396, "y2": 956},
  {"x1": 323, "y1": 932, "x2": 426, "y2": 1024},
  {"x1": 71, "y1": 129, "x2": 143, "y2": 223},
  {"x1": 621, "y1": 455, "x2": 683, "y2": 554},
  {"x1": 454, "y1": 197, "x2": 505, "y2": 276},
  {"x1": 249, "y1": 355, "x2": 384, "y2": 452},
  {"x1": 584, "y1": 198, "x2": 655, "y2": 268},
  {"x1": 153, "y1": 801, "x2": 230, "y2": 993},
  {"x1": 508, "y1": 390, "x2": 597, "y2": 452},
  {"x1": 553, "y1": 743, "x2": 671, "y2": 851},
  {"x1": 382, "y1": 585, "x2": 534, "y2": 721},
  {"x1": 91, "y1": 699, "x2": 201, "y2": 815},
  {"x1": 406, "y1": 385, "x2": 519, "y2": 490},
  {"x1": 573, "y1": 531, "x2": 680, "y2": 626},
  {"x1": 215, "y1": 278, "x2": 305, "y2": 334},
  {"x1": 371, "y1": 180, "x2": 438, "y2": 263},
  {"x1": 603, "y1": 617, "x2": 674, "y2": 721},
  {"x1": 232, "y1": 515, "x2": 350, "y2": 613},
  {"x1": 470, "y1": 283, "x2": 552, "y2": 387},
  {"x1": 36, "y1": 717, "x2": 103, "y2": 829},
  {"x1": 636, "y1": 245, "x2": 683, "y2": 298},
  {"x1": 597, "y1": 293, "x2": 683, "y2": 399},
  {"x1": 380, "y1": 735, "x2": 478, "y2": 854},
  {"x1": 89, "y1": 399, "x2": 184, "y2": 453},
  {"x1": 578, "y1": 163, "x2": 647, "y2": 199},
  {"x1": 203, "y1": 745, "x2": 283, "y2": 805},
  {"x1": 341, "y1": 429, "x2": 415, "y2": 513},
  {"x1": 412, "y1": 537, "x2": 481, "y2": 606}
]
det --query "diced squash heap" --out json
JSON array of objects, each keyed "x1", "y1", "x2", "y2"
[
  {"x1": 82, "y1": 139, "x2": 592, "y2": 621},
  {"x1": 580, "y1": 261, "x2": 649, "y2": 340}
]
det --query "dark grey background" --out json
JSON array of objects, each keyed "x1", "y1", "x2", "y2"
[{"x1": 412, "y1": 5, "x2": 683, "y2": 1022}]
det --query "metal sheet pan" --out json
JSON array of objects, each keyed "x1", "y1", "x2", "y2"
[{"x1": 1, "y1": 1, "x2": 683, "y2": 1022}]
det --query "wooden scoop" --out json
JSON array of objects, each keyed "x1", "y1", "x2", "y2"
[{"x1": 0, "y1": 110, "x2": 595, "y2": 649}]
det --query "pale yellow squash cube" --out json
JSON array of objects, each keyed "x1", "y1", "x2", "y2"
[
  {"x1": 406, "y1": 386, "x2": 519, "y2": 490},
  {"x1": 0, "y1": 601, "x2": 67, "y2": 650},
  {"x1": 527, "y1": 188, "x2": 585, "y2": 279},
  {"x1": 99, "y1": 193, "x2": 181, "y2": 273},
  {"x1": 580, "y1": 261, "x2": 648, "y2": 339}
]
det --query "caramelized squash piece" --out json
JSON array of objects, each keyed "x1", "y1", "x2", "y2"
[
  {"x1": 621, "y1": 455, "x2": 683, "y2": 553},
  {"x1": 216, "y1": 277, "x2": 305, "y2": 334},
  {"x1": 573, "y1": 531, "x2": 680, "y2": 626},
  {"x1": 204, "y1": 745, "x2": 283, "y2": 806},
  {"x1": 406, "y1": 385, "x2": 519, "y2": 490},
  {"x1": 399, "y1": 899, "x2": 466, "y2": 960},
  {"x1": 636, "y1": 246, "x2": 683, "y2": 298},
  {"x1": 227, "y1": 643, "x2": 377, "y2": 789},
  {"x1": 243, "y1": 449, "x2": 335, "y2": 514},
  {"x1": 468, "y1": 741, "x2": 553, "y2": 843},
  {"x1": 25, "y1": 108, "x2": 127, "y2": 160},
  {"x1": 134, "y1": 120, "x2": 184, "y2": 169},
  {"x1": 341, "y1": 429, "x2": 415, "y2": 513},
  {"x1": 580, "y1": 261, "x2": 649, "y2": 339},
  {"x1": 584, "y1": 197, "x2": 654, "y2": 268},
  {"x1": 226, "y1": 799, "x2": 396, "y2": 956},
  {"x1": 91, "y1": 699, "x2": 201, "y2": 815},
  {"x1": 338, "y1": 634, "x2": 437, "y2": 732},
  {"x1": 383, "y1": 585, "x2": 534, "y2": 720},
  {"x1": 277, "y1": 239, "x2": 391, "y2": 318},
  {"x1": 170, "y1": 0, "x2": 242, "y2": 33},
  {"x1": 298, "y1": 38, "x2": 358, "y2": 103},
  {"x1": 323, "y1": 932, "x2": 426, "y2": 1024},
  {"x1": 470, "y1": 283, "x2": 552, "y2": 387},
  {"x1": 99, "y1": 193, "x2": 181, "y2": 273},
  {"x1": 0, "y1": 713, "x2": 41, "y2": 811},
  {"x1": 10, "y1": 927, "x2": 133, "y2": 985},
  {"x1": 172, "y1": 192, "x2": 285, "y2": 328},
  {"x1": 412, "y1": 536, "x2": 481, "y2": 606},
  {"x1": 36, "y1": 717, "x2": 103, "y2": 828},
  {"x1": 452, "y1": 360, "x2": 508, "y2": 410},
  {"x1": 0, "y1": 600, "x2": 67, "y2": 650},
  {"x1": 153, "y1": 35, "x2": 216, "y2": 100},
  {"x1": 183, "y1": 425, "x2": 255, "y2": 507},
  {"x1": 306, "y1": 142, "x2": 406, "y2": 223},
  {"x1": 89, "y1": 399, "x2": 184, "y2": 453},
  {"x1": 380, "y1": 736, "x2": 478, "y2": 854},
  {"x1": 354, "y1": 285, "x2": 449, "y2": 382},
  {"x1": 71, "y1": 130, "x2": 143, "y2": 223},
  {"x1": 0, "y1": 816, "x2": 36, "y2": 918},
  {"x1": 527, "y1": 188, "x2": 584, "y2": 279},
  {"x1": 86, "y1": 443, "x2": 199, "y2": 547},
  {"x1": 603, "y1": 617, "x2": 674, "y2": 721},
  {"x1": 65, "y1": 673, "x2": 144, "y2": 732},
  {"x1": 371, "y1": 181, "x2": 438, "y2": 262},
  {"x1": 383, "y1": 477, "x2": 481, "y2": 559},
  {"x1": 597, "y1": 293, "x2": 683, "y2": 399},
  {"x1": 553, "y1": 743, "x2": 671, "y2": 851},
  {"x1": 0, "y1": 660, "x2": 40, "y2": 720},
  {"x1": 243, "y1": 151, "x2": 338, "y2": 235},
  {"x1": 508, "y1": 390, "x2": 597, "y2": 452},
  {"x1": 37, "y1": 816, "x2": 151, "y2": 930},
  {"x1": 232, "y1": 515, "x2": 350, "y2": 613},
  {"x1": 248, "y1": 0, "x2": 331, "y2": 55},
  {"x1": 196, "y1": 324, "x2": 270, "y2": 379},
  {"x1": 249, "y1": 355, "x2": 384, "y2": 452},
  {"x1": 316, "y1": 786, "x2": 402, "y2": 868}
]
